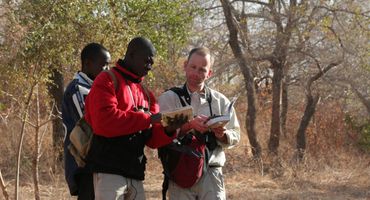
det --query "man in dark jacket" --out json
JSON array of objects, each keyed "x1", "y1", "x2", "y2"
[
  {"x1": 62, "y1": 43, "x2": 111, "y2": 200},
  {"x1": 84, "y1": 37, "x2": 186, "y2": 200}
]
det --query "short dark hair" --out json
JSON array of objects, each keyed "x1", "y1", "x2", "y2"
[
  {"x1": 126, "y1": 37, "x2": 156, "y2": 56},
  {"x1": 187, "y1": 47, "x2": 214, "y2": 65},
  {"x1": 80, "y1": 43, "x2": 108, "y2": 64}
]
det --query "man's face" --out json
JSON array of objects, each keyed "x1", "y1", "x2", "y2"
[
  {"x1": 130, "y1": 49, "x2": 155, "y2": 77},
  {"x1": 87, "y1": 50, "x2": 111, "y2": 80},
  {"x1": 184, "y1": 53, "x2": 212, "y2": 90}
]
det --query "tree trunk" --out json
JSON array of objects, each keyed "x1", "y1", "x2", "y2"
[
  {"x1": 280, "y1": 76, "x2": 288, "y2": 137},
  {"x1": 15, "y1": 83, "x2": 35, "y2": 200},
  {"x1": 33, "y1": 85, "x2": 40, "y2": 200},
  {"x1": 267, "y1": 0, "x2": 296, "y2": 155},
  {"x1": 268, "y1": 65, "x2": 283, "y2": 155},
  {"x1": 47, "y1": 68, "x2": 64, "y2": 163},
  {"x1": 243, "y1": 67, "x2": 261, "y2": 158},
  {"x1": 220, "y1": 0, "x2": 261, "y2": 158},
  {"x1": 295, "y1": 62, "x2": 339, "y2": 161},
  {"x1": 296, "y1": 94, "x2": 319, "y2": 161}
]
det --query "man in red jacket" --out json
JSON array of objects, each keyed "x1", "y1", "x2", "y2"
[{"x1": 84, "y1": 37, "x2": 186, "y2": 200}]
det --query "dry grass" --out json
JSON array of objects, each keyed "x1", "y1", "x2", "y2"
[
  {"x1": 4, "y1": 144, "x2": 370, "y2": 200},
  {"x1": 1, "y1": 100, "x2": 370, "y2": 200}
]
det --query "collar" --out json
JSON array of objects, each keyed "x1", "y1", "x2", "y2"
[
  {"x1": 184, "y1": 83, "x2": 213, "y2": 115},
  {"x1": 185, "y1": 83, "x2": 206, "y2": 97},
  {"x1": 115, "y1": 59, "x2": 144, "y2": 83},
  {"x1": 75, "y1": 71, "x2": 93, "y2": 86}
]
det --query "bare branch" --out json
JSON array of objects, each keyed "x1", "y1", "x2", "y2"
[
  {"x1": 285, "y1": 0, "x2": 298, "y2": 33},
  {"x1": 243, "y1": 12, "x2": 273, "y2": 20},
  {"x1": 38, "y1": 118, "x2": 56, "y2": 128},
  {"x1": 279, "y1": 0, "x2": 288, "y2": 13},
  {"x1": 351, "y1": 85, "x2": 370, "y2": 115},
  {"x1": 298, "y1": 0, "x2": 306, "y2": 6},
  {"x1": 255, "y1": 74, "x2": 273, "y2": 85},
  {"x1": 268, "y1": 0, "x2": 283, "y2": 31},
  {"x1": 324, "y1": 25, "x2": 344, "y2": 48},
  {"x1": 0, "y1": 90, "x2": 20, "y2": 106},
  {"x1": 294, "y1": 49, "x2": 322, "y2": 72},
  {"x1": 234, "y1": 0, "x2": 270, "y2": 6},
  {"x1": 316, "y1": 6, "x2": 370, "y2": 17},
  {"x1": 205, "y1": 5, "x2": 223, "y2": 11},
  {"x1": 33, "y1": 84, "x2": 41, "y2": 200},
  {"x1": 330, "y1": 76, "x2": 370, "y2": 116},
  {"x1": 39, "y1": 101, "x2": 56, "y2": 160},
  {"x1": 15, "y1": 82, "x2": 36, "y2": 200},
  {"x1": 0, "y1": 170, "x2": 9, "y2": 200},
  {"x1": 16, "y1": 115, "x2": 36, "y2": 128},
  {"x1": 310, "y1": 62, "x2": 341, "y2": 84}
]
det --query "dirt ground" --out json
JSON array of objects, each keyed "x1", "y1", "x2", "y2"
[
  {"x1": 3, "y1": 131, "x2": 370, "y2": 200},
  {"x1": 9, "y1": 148, "x2": 370, "y2": 200}
]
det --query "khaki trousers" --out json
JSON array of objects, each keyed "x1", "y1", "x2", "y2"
[
  {"x1": 93, "y1": 173, "x2": 145, "y2": 200},
  {"x1": 168, "y1": 167, "x2": 226, "y2": 200}
]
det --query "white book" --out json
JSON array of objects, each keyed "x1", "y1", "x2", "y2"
[{"x1": 205, "y1": 97, "x2": 237, "y2": 128}]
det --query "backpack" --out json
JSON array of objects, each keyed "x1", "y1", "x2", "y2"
[
  {"x1": 159, "y1": 85, "x2": 216, "y2": 200},
  {"x1": 68, "y1": 69, "x2": 118, "y2": 167}
]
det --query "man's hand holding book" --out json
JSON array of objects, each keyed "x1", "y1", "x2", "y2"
[{"x1": 204, "y1": 97, "x2": 237, "y2": 129}]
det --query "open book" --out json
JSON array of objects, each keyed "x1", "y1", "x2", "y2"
[
  {"x1": 161, "y1": 105, "x2": 194, "y2": 127},
  {"x1": 205, "y1": 97, "x2": 237, "y2": 128}
]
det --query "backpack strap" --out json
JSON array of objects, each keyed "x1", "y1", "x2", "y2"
[
  {"x1": 170, "y1": 84, "x2": 214, "y2": 116},
  {"x1": 162, "y1": 176, "x2": 169, "y2": 200},
  {"x1": 141, "y1": 84, "x2": 151, "y2": 112},
  {"x1": 205, "y1": 86, "x2": 213, "y2": 116},
  {"x1": 105, "y1": 69, "x2": 118, "y2": 91},
  {"x1": 160, "y1": 85, "x2": 188, "y2": 200},
  {"x1": 168, "y1": 84, "x2": 190, "y2": 107}
]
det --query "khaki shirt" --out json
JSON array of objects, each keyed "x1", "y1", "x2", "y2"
[{"x1": 158, "y1": 85, "x2": 240, "y2": 167}]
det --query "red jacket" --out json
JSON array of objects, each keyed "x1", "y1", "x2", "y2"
[{"x1": 84, "y1": 62, "x2": 173, "y2": 148}]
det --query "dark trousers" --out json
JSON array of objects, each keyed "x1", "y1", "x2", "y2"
[{"x1": 76, "y1": 173, "x2": 95, "y2": 200}]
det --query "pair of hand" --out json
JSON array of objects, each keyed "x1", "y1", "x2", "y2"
[
  {"x1": 187, "y1": 115, "x2": 226, "y2": 140},
  {"x1": 150, "y1": 113, "x2": 189, "y2": 135},
  {"x1": 150, "y1": 113, "x2": 226, "y2": 140}
]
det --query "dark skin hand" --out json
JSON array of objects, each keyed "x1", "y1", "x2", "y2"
[
  {"x1": 150, "y1": 113, "x2": 162, "y2": 124},
  {"x1": 150, "y1": 113, "x2": 189, "y2": 136},
  {"x1": 164, "y1": 114, "x2": 189, "y2": 135}
]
